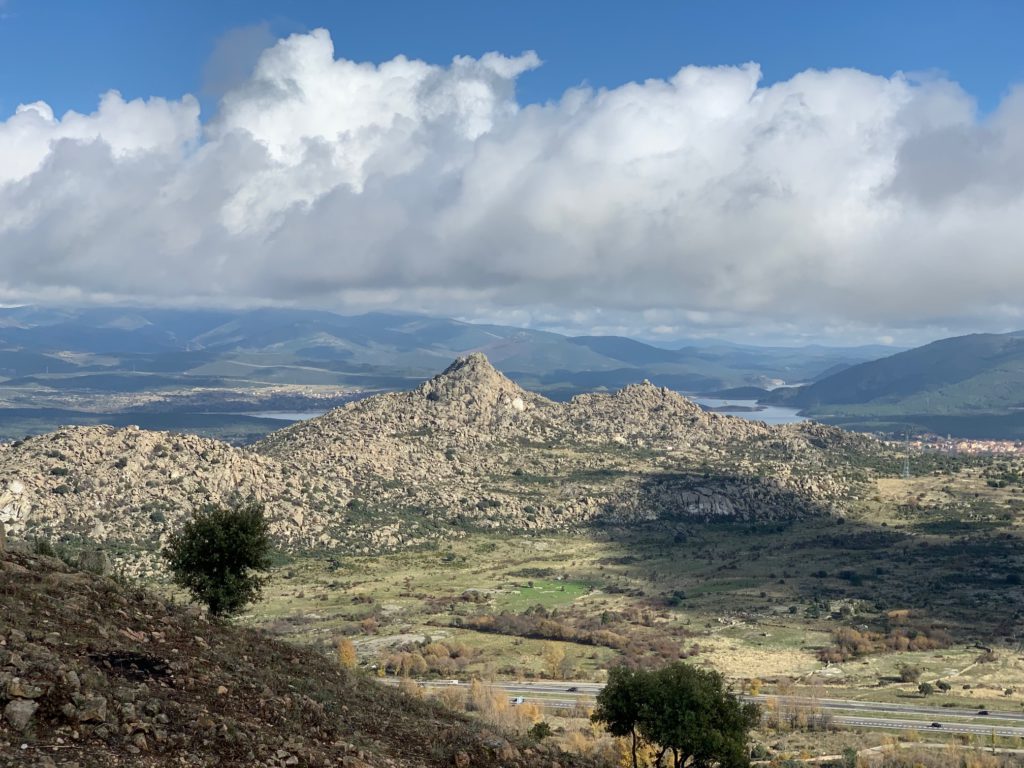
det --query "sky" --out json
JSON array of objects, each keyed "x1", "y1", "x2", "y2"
[{"x1": 3, "y1": 1, "x2": 1024, "y2": 346}]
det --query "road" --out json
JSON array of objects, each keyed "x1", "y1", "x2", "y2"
[{"x1": 387, "y1": 679, "x2": 1024, "y2": 737}]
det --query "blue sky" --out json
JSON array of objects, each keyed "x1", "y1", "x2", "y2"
[
  {"x1": 3, "y1": 0, "x2": 1023, "y2": 119},
  {"x1": 3, "y1": 1, "x2": 1024, "y2": 345}
]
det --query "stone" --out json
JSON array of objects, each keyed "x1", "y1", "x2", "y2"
[
  {"x1": 4, "y1": 699, "x2": 38, "y2": 731},
  {"x1": 7, "y1": 677, "x2": 45, "y2": 699},
  {"x1": 72, "y1": 693, "x2": 107, "y2": 723},
  {"x1": 76, "y1": 548, "x2": 112, "y2": 577}
]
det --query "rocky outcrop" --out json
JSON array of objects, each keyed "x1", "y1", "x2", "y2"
[
  {"x1": 0, "y1": 354, "x2": 887, "y2": 563},
  {"x1": 255, "y1": 353, "x2": 883, "y2": 533}
]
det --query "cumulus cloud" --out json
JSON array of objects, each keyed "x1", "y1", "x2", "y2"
[{"x1": 2, "y1": 28, "x2": 1024, "y2": 341}]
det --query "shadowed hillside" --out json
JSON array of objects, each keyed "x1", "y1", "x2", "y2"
[{"x1": 0, "y1": 546, "x2": 593, "y2": 768}]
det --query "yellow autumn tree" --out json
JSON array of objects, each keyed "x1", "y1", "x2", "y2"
[
  {"x1": 336, "y1": 638, "x2": 357, "y2": 670},
  {"x1": 542, "y1": 642, "x2": 566, "y2": 679}
]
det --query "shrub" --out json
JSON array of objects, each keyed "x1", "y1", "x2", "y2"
[
  {"x1": 32, "y1": 537, "x2": 57, "y2": 557},
  {"x1": 898, "y1": 664, "x2": 921, "y2": 683},
  {"x1": 163, "y1": 498, "x2": 273, "y2": 617},
  {"x1": 528, "y1": 721, "x2": 553, "y2": 741}
]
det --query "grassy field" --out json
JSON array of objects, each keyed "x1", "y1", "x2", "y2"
[
  {"x1": 229, "y1": 459, "x2": 1024, "y2": 756},
  {"x1": 244, "y1": 487, "x2": 1024, "y2": 688}
]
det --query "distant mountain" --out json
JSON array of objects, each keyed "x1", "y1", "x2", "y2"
[
  {"x1": 697, "y1": 386, "x2": 773, "y2": 399},
  {"x1": 767, "y1": 330, "x2": 1024, "y2": 437},
  {"x1": 0, "y1": 306, "x2": 891, "y2": 396}
]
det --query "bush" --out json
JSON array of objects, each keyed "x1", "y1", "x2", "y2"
[
  {"x1": 898, "y1": 664, "x2": 921, "y2": 683},
  {"x1": 32, "y1": 537, "x2": 57, "y2": 557},
  {"x1": 528, "y1": 721, "x2": 553, "y2": 741},
  {"x1": 163, "y1": 498, "x2": 273, "y2": 617}
]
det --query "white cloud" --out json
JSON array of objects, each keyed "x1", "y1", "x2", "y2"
[{"x1": 1, "y1": 28, "x2": 1023, "y2": 342}]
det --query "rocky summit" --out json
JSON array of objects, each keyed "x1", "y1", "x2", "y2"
[{"x1": 1, "y1": 354, "x2": 888, "y2": 570}]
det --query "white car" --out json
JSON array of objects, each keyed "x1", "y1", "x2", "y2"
[{"x1": 510, "y1": 696, "x2": 525, "y2": 705}]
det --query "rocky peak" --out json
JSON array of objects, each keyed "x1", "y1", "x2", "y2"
[
  {"x1": 615, "y1": 379, "x2": 699, "y2": 405},
  {"x1": 417, "y1": 352, "x2": 533, "y2": 412}
]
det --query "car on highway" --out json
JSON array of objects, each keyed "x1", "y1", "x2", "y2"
[
  {"x1": 510, "y1": 696, "x2": 525, "y2": 705},
  {"x1": 930, "y1": 722, "x2": 942, "y2": 728},
  {"x1": 978, "y1": 710, "x2": 989, "y2": 715},
  {"x1": 567, "y1": 686, "x2": 579, "y2": 692}
]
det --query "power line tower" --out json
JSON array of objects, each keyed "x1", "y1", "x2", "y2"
[{"x1": 902, "y1": 432, "x2": 911, "y2": 479}]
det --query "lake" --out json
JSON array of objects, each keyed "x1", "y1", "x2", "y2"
[
  {"x1": 242, "y1": 410, "x2": 329, "y2": 421},
  {"x1": 246, "y1": 400, "x2": 807, "y2": 427},
  {"x1": 690, "y1": 397, "x2": 806, "y2": 425}
]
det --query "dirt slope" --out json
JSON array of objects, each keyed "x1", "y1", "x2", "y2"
[{"x1": 0, "y1": 548, "x2": 592, "y2": 768}]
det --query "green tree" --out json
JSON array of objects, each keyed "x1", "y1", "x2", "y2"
[
  {"x1": 592, "y1": 666, "x2": 650, "y2": 768},
  {"x1": 593, "y1": 662, "x2": 759, "y2": 768},
  {"x1": 163, "y1": 498, "x2": 273, "y2": 617},
  {"x1": 641, "y1": 663, "x2": 759, "y2": 768},
  {"x1": 918, "y1": 681, "x2": 934, "y2": 696}
]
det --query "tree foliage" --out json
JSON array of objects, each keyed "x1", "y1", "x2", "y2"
[
  {"x1": 593, "y1": 662, "x2": 759, "y2": 768},
  {"x1": 337, "y1": 638, "x2": 358, "y2": 670},
  {"x1": 163, "y1": 498, "x2": 273, "y2": 616}
]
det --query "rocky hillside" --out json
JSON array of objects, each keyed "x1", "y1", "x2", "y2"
[
  {"x1": 257, "y1": 354, "x2": 885, "y2": 532},
  {"x1": 0, "y1": 546, "x2": 592, "y2": 768},
  {"x1": 1, "y1": 354, "x2": 889, "y2": 566}
]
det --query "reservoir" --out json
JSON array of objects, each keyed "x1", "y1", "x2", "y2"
[
  {"x1": 247, "y1": 400, "x2": 808, "y2": 427},
  {"x1": 243, "y1": 410, "x2": 329, "y2": 421},
  {"x1": 690, "y1": 397, "x2": 806, "y2": 425}
]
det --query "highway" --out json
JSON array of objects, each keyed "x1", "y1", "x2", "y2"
[
  {"x1": 386, "y1": 679, "x2": 1024, "y2": 737},
  {"x1": 830, "y1": 715, "x2": 1024, "y2": 738}
]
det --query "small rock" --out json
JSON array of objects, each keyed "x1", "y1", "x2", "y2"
[
  {"x1": 4, "y1": 699, "x2": 38, "y2": 731},
  {"x1": 7, "y1": 677, "x2": 45, "y2": 699},
  {"x1": 72, "y1": 693, "x2": 107, "y2": 723},
  {"x1": 216, "y1": 685, "x2": 228, "y2": 696}
]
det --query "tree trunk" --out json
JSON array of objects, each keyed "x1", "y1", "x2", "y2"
[{"x1": 630, "y1": 729, "x2": 639, "y2": 768}]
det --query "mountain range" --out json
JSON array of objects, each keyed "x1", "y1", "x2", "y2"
[
  {"x1": 763, "y1": 330, "x2": 1024, "y2": 438},
  {"x1": 0, "y1": 305, "x2": 893, "y2": 394},
  {"x1": 6, "y1": 306, "x2": 1024, "y2": 439}
]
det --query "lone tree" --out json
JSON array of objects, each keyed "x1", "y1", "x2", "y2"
[
  {"x1": 593, "y1": 662, "x2": 759, "y2": 768},
  {"x1": 592, "y1": 666, "x2": 650, "y2": 768},
  {"x1": 163, "y1": 498, "x2": 273, "y2": 617}
]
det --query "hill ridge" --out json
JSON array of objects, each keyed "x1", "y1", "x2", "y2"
[{"x1": 1, "y1": 354, "x2": 886, "y2": 576}]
